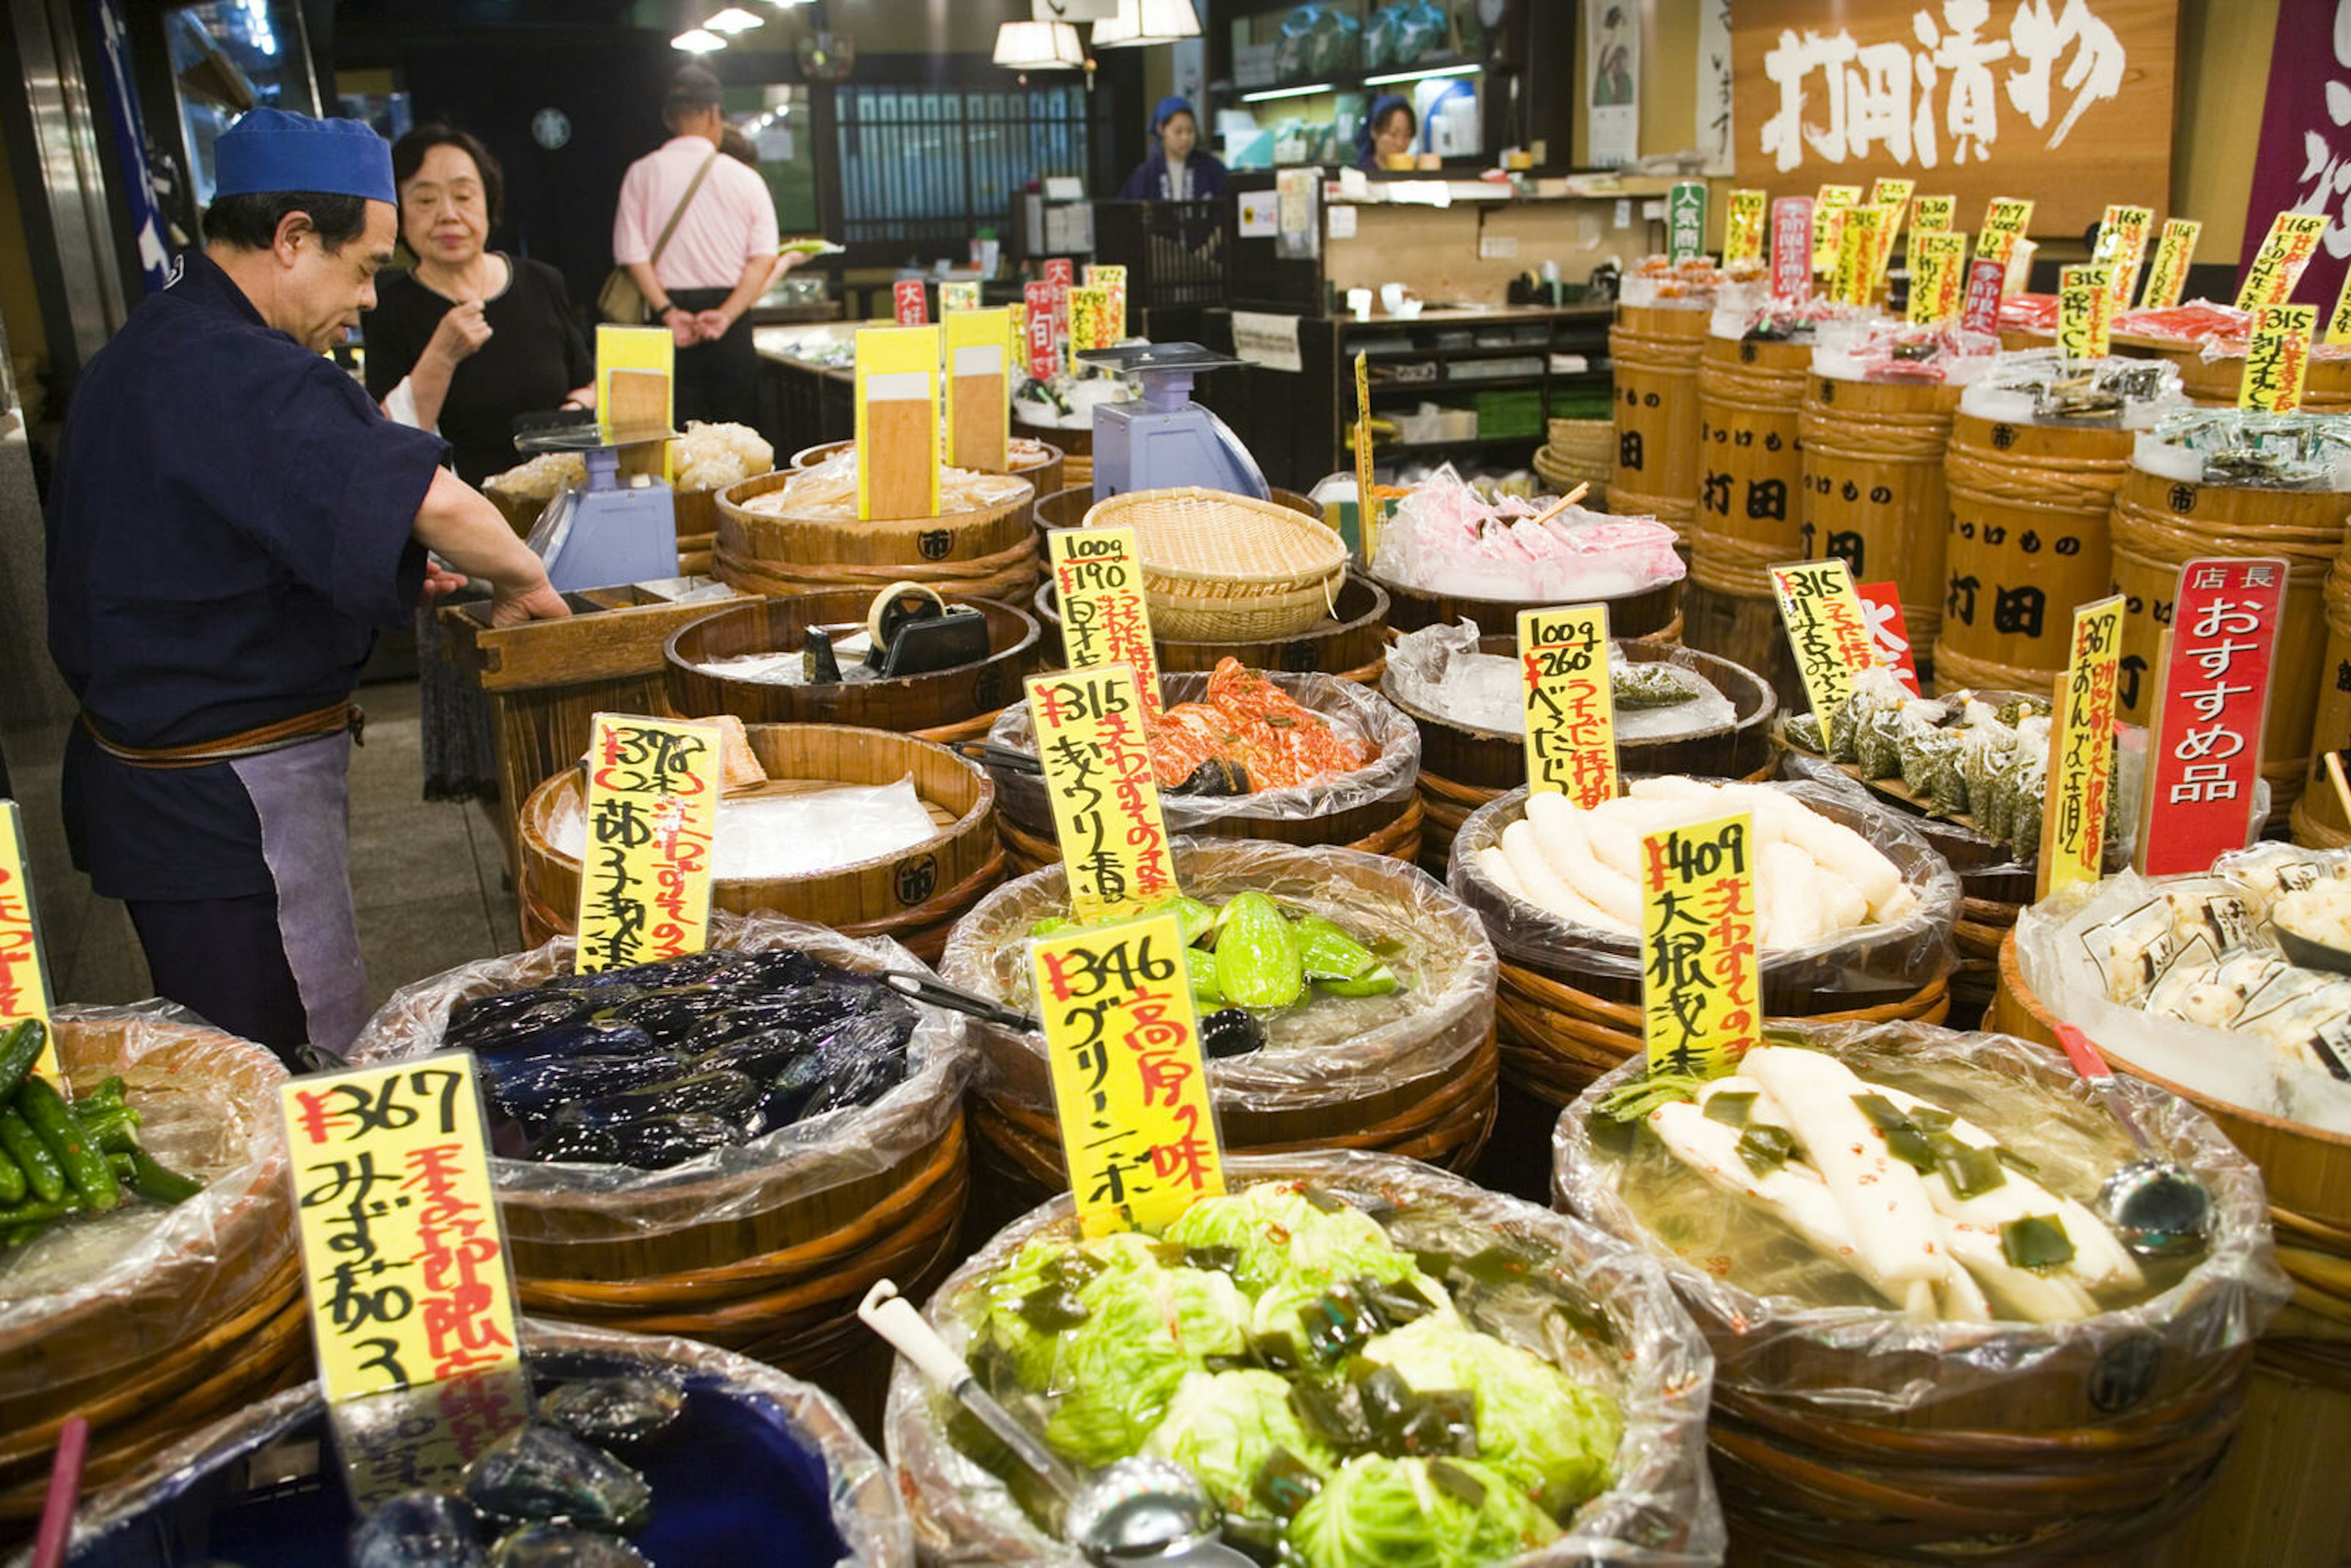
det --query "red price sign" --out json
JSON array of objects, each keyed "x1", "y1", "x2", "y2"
[
  {"x1": 892, "y1": 279, "x2": 929, "y2": 326},
  {"x1": 1043, "y1": 257, "x2": 1074, "y2": 287},
  {"x1": 1960, "y1": 257, "x2": 2006, "y2": 336},
  {"x1": 1854, "y1": 580, "x2": 1923, "y2": 696},
  {"x1": 1024, "y1": 281, "x2": 1058, "y2": 380},
  {"x1": 2141, "y1": 558, "x2": 2287, "y2": 877},
  {"x1": 1770, "y1": 197, "x2": 1813, "y2": 302}
]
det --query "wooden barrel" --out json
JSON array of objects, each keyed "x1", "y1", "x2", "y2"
[
  {"x1": 1374, "y1": 569, "x2": 1682, "y2": 643},
  {"x1": 714, "y1": 470, "x2": 1038, "y2": 606},
  {"x1": 1799, "y1": 373, "x2": 1961, "y2": 655},
  {"x1": 1994, "y1": 931, "x2": 2351, "y2": 1564},
  {"x1": 1385, "y1": 639, "x2": 1779, "y2": 876},
  {"x1": 1451, "y1": 784, "x2": 1957, "y2": 1107},
  {"x1": 1016, "y1": 417, "x2": 1090, "y2": 490},
  {"x1": 515, "y1": 724, "x2": 1003, "y2": 966},
  {"x1": 1609, "y1": 302, "x2": 1709, "y2": 536},
  {"x1": 1556, "y1": 1021, "x2": 2272, "y2": 1566},
  {"x1": 2180, "y1": 344, "x2": 2351, "y2": 411},
  {"x1": 0, "y1": 1015, "x2": 304, "y2": 1522},
  {"x1": 1689, "y1": 336, "x2": 1812, "y2": 708},
  {"x1": 2108, "y1": 466, "x2": 2350, "y2": 823},
  {"x1": 940, "y1": 840, "x2": 1501, "y2": 1202},
  {"x1": 1032, "y1": 571, "x2": 1390, "y2": 684},
  {"x1": 2293, "y1": 552, "x2": 2351, "y2": 849},
  {"x1": 792, "y1": 435, "x2": 1065, "y2": 503},
  {"x1": 1935, "y1": 412, "x2": 2134, "y2": 692},
  {"x1": 984, "y1": 669, "x2": 1424, "y2": 872},
  {"x1": 664, "y1": 592, "x2": 1042, "y2": 747},
  {"x1": 673, "y1": 482, "x2": 724, "y2": 577}
]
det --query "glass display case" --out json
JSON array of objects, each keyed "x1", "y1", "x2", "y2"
[{"x1": 165, "y1": 0, "x2": 321, "y2": 209}]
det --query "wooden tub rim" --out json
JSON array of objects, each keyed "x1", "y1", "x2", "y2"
[
  {"x1": 1380, "y1": 633, "x2": 1775, "y2": 749},
  {"x1": 662, "y1": 593, "x2": 1042, "y2": 712}
]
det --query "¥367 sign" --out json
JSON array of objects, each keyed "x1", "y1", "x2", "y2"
[{"x1": 1733, "y1": 0, "x2": 2175, "y2": 235}]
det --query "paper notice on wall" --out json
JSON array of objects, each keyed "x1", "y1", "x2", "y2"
[
  {"x1": 1587, "y1": 1, "x2": 1640, "y2": 168},
  {"x1": 1697, "y1": 0, "x2": 1734, "y2": 175}
]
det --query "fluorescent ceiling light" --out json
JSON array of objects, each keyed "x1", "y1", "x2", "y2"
[
  {"x1": 672, "y1": 28, "x2": 726, "y2": 51},
  {"x1": 993, "y1": 20, "x2": 1087, "y2": 69},
  {"x1": 1362, "y1": 62, "x2": 1482, "y2": 86},
  {"x1": 1240, "y1": 81, "x2": 1333, "y2": 102},
  {"x1": 705, "y1": 7, "x2": 763, "y2": 33},
  {"x1": 1090, "y1": 0, "x2": 1200, "y2": 48}
]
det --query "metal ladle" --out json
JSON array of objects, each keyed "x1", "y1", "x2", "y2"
[
  {"x1": 859, "y1": 1280, "x2": 1253, "y2": 1566},
  {"x1": 2055, "y1": 1024, "x2": 2212, "y2": 1258}
]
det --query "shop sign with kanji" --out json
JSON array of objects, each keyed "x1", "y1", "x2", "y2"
[
  {"x1": 2140, "y1": 558, "x2": 2286, "y2": 877},
  {"x1": 1640, "y1": 812, "x2": 1760, "y2": 1081},
  {"x1": 1518, "y1": 604, "x2": 1619, "y2": 808},
  {"x1": 2038, "y1": 595, "x2": 2124, "y2": 896},
  {"x1": 574, "y1": 715, "x2": 721, "y2": 975},
  {"x1": 1771, "y1": 558, "x2": 1879, "y2": 726},
  {"x1": 1027, "y1": 666, "x2": 1179, "y2": 923},
  {"x1": 1048, "y1": 527, "x2": 1162, "y2": 713}
]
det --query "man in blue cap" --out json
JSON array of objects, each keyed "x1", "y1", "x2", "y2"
[{"x1": 44, "y1": 107, "x2": 569, "y2": 1063}]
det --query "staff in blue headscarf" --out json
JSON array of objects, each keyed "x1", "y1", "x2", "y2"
[
  {"x1": 1356, "y1": 94, "x2": 1418, "y2": 172},
  {"x1": 1114, "y1": 96, "x2": 1229, "y2": 201}
]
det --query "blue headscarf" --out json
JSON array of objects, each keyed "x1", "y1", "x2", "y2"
[
  {"x1": 1150, "y1": 96, "x2": 1196, "y2": 137},
  {"x1": 1355, "y1": 94, "x2": 1414, "y2": 170}
]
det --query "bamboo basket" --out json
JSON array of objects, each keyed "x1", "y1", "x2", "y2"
[
  {"x1": 2180, "y1": 344, "x2": 2351, "y2": 411},
  {"x1": 1385, "y1": 639, "x2": 1779, "y2": 876},
  {"x1": 1374, "y1": 571, "x2": 1683, "y2": 643},
  {"x1": 665, "y1": 592, "x2": 1041, "y2": 745},
  {"x1": 1451, "y1": 784, "x2": 1958, "y2": 1107},
  {"x1": 1993, "y1": 931, "x2": 2351, "y2": 1565},
  {"x1": 1535, "y1": 415, "x2": 1615, "y2": 508},
  {"x1": 793, "y1": 436, "x2": 1065, "y2": 504},
  {"x1": 1799, "y1": 373, "x2": 1962, "y2": 655},
  {"x1": 1032, "y1": 482, "x2": 1324, "y2": 566},
  {"x1": 2293, "y1": 550, "x2": 2351, "y2": 850},
  {"x1": 940, "y1": 839, "x2": 1501, "y2": 1206},
  {"x1": 2107, "y1": 466, "x2": 2350, "y2": 824},
  {"x1": 1610, "y1": 302, "x2": 1711, "y2": 537},
  {"x1": 1032, "y1": 571, "x2": 1391, "y2": 685},
  {"x1": 1081, "y1": 487, "x2": 1348, "y2": 641},
  {"x1": 1936, "y1": 412, "x2": 2134, "y2": 692},
  {"x1": 983, "y1": 669, "x2": 1424, "y2": 872},
  {"x1": 1689, "y1": 336, "x2": 1812, "y2": 707},
  {"x1": 715, "y1": 469, "x2": 1038, "y2": 606},
  {"x1": 0, "y1": 1014, "x2": 304, "y2": 1523},
  {"x1": 514, "y1": 724, "x2": 1002, "y2": 966}
]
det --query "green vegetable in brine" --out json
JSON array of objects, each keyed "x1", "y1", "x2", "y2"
[
  {"x1": 1139, "y1": 1369, "x2": 1337, "y2": 1521},
  {"x1": 1284, "y1": 1455, "x2": 1561, "y2": 1568},
  {"x1": 0, "y1": 1106, "x2": 64, "y2": 1204},
  {"x1": 17, "y1": 1076, "x2": 119, "y2": 1213},
  {"x1": 2000, "y1": 1214, "x2": 2076, "y2": 1270},
  {"x1": 1180, "y1": 945, "x2": 1224, "y2": 1009},
  {"x1": 1165, "y1": 1183, "x2": 1408, "y2": 1297},
  {"x1": 0, "y1": 1019, "x2": 47, "y2": 1105},
  {"x1": 1317, "y1": 963, "x2": 1399, "y2": 999},
  {"x1": 1028, "y1": 915, "x2": 1077, "y2": 938},
  {"x1": 1291, "y1": 915, "x2": 1377, "y2": 983},
  {"x1": 1160, "y1": 896, "x2": 1220, "y2": 947},
  {"x1": 1611, "y1": 662, "x2": 1697, "y2": 710},
  {"x1": 1212, "y1": 893, "x2": 1305, "y2": 1010}
]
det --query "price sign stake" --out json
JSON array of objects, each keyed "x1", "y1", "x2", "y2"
[
  {"x1": 1518, "y1": 604, "x2": 1618, "y2": 807},
  {"x1": 2038, "y1": 596, "x2": 2125, "y2": 898},
  {"x1": 1027, "y1": 667, "x2": 1179, "y2": 923}
]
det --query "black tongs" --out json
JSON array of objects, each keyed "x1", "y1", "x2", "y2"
[
  {"x1": 952, "y1": 740, "x2": 1044, "y2": 776},
  {"x1": 883, "y1": 972, "x2": 1040, "y2": 1032}
]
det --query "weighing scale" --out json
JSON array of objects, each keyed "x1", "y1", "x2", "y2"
[
  {"x1": 516, "y1": 420, "x2": 682, "y2": 593},
  {"x1": 1076, "y1": 342, "x2": 1269, "y2": 503}
]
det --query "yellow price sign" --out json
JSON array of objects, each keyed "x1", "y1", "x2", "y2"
[
  {"x1": 1354, "y1": 350, "x2": 1379, "y2": 561},
  {"x1": 1638, "y1": 811, "x2": 1760, "y2": 1081},
  {"x1": 2240, "y1": 304, "x2": 2319, "y2": 413},
  {"x1": 1812, "y1": 185, "x2": 1862, "y2": 276},
  {"x1": 574, "y1": 713, "x2": 722, "y2": 975},
  {"x1": 1049, "y1": 526, "x2": 1162, "y2": 712},
  {"x1": 1084, "y1": 264, "x2": 1129, "y2": 340},
  {"x1": 2237, "y1": 212, "x2": 2331, "y2": 310},
  {"x1": 1911, "y1": 194, "x2": 1956, "y2": 233},
  {"x1": 944, "y1": 307, "x2": 1011, "y2": 473},
  {"x1": 2057, "y1": 264, "x2": 2115, "y2": 360},
  {"x1": 1832, "y1": 206, "x2": 1881, "y2": 307},
  {"x1": 1027, "y1": 667, "x2": 1180, "y2": 923},
  {"x1": 593, "y1": 323, "x2": 677, "y2": 482},
  {"x1": 939, "y1": 280, "x2": 981, "y2": 314},
  {"x1": 1770, "y1": 558, "x2": 1878, "y2": 729},
  {"x1": 0, "y1": 802, "x2": 58, "y2": 1079},
  {"x1": 2038, "y1": 596, "x2": 2124, "y2": 898},
  {"x1": 2330, "y1": 269, "x2": 2351, "y2": 343},
  {"x1": 2091, "y1": 204, "x2": 2154, "y2": 309},
  {"x1": 1068, "y1": 287, "x2": 1115, "y2": 354},
  {"x1": 1867, "y1": 177, "x2": 1914, "y2": 287},
  {"x1": 855, "y1": 324, "x2": 942, "y2": 521},
  {"x1": 1518, "y1": 604, "x2": 1618, "y2": 808},
  {"x1": 1976, "y1": 197, "x2": 2034, "y2": 263},
  {"x1": 1724, "y1": 189, "x2": 1767, "y2": 268},
  {"x1": 1033, "y1": 912, "x2": 1226, "y2": 1237},
  {"x1": 2139, "y1": 219, "x2": 2202, "y2": 312},
  {"x1": 280, "y1": 1052, "x2": 526, "y2": 1405},
  {"x1": 1908, "y1": 233, "x2": 1968, "y2": 325}
]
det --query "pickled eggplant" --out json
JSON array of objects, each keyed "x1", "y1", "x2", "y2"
[
  {"x1": 462, "y1": 1422, "x2": 652, "y2": 1534},
  {"x1": 539, "y1": 1376, "x2": 686, "y2": 1454}
]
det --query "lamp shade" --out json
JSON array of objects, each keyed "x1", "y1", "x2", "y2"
[
  {"x1": 992, "y1": 20, "x2": 1087, "y2": 69},
  {"x1": 1090, "y1": 0, "x2": 1201, "y2": 47}
]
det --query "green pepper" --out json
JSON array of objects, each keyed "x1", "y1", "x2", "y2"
[
  {"x1": 0, "y1": 1019, "x2": 46, "y2": 1106},
  {"x1": 1180, "y1": 945, "x2": 1224, "y2": 1008},
  {"x1": 0, "y1": 1107, "x2": 62, "y2": 1204},
  {"x1": 1212, "y1": 892, "x2": 1305, "y2": 1010},
  {"x1": 1316, "y1": 963, "x2": 1398, "y2": 998},
  {"x1": 1160, "y1": 896, "x2": 1220, "y2": 948},
  {"x1": 16, "y1": 1077, "x2": 119, "y2": 1213},
  {"x1": 1289, "y1": 914, "x2": 1377, "y2": 982}
]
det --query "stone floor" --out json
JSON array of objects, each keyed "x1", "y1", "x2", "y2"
[{"x1": 4, "y1": 678, "x2": 519, "y2": 1019}]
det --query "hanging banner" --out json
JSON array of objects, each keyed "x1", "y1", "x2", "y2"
[
  {"x1": 2139, "y1": 218, "x2": 2202, "y2": 312},
  {"x1": 2038, "y1": 596, "x2": 2126, "y2": 898},
  {"x1": 1048, "y1": 526, "x2": 1161, "y2": 711},
  {"x1": 573, "y1": 714, "x2": 722, "y2": 974},
  {"x1": 2239, "y1": 2, "x2": 2351, "y2": 314},
  {"x1": 1698, "y1": 0, "x2": 1736, "y2": 174},
  {"x1": 1026, "y1": 667, "x2": 1178, "y2": 923},
  {"x1": 1735, "y1": 2, "x2": 2175, "y2": 236},
  {"x1": 1587, "y1": 0, "x2": 1641, "y2": 168},
  {"x1": 2139, "y1": 558, "x2": 2287, "y2": 877},
  {"x1": 1638, "y1": 812, "x2": 1760, "y2": 1081},
  {"x1": 1517, "y1": 604, "x2": 1619, "y2": 808}
]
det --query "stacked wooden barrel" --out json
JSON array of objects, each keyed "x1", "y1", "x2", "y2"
[
  {"x1": 1687, "y1": 334, "x2": 1812, "y2": 703},
  {"x1": 1799, "y1": 371, "x2": 1962, "y2": 669},
  {"x1": 1608, "y1": 303, "x2": 1709, "y2": 540}
]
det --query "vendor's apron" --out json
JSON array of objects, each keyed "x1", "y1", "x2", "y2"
[{"x1": 83, "y1": 703, "x2": 372, "y2": 1059}]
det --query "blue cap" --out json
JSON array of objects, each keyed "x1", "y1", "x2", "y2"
[
  {"x1": 214, "y1": 107, "x2": 396, "y2": 204},
  {"x1": 1150, "y1": 96, "x2": 1195, "y2": 134}
]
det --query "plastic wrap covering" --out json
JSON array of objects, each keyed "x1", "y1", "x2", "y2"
[
  {"x1": 1810, "y1": 321, "x2": 2000, "y2": 384},
  {"x1": 2131, "y1": 409, "x2": 2351, "y2": 490},
  {"x1": 1368, "y1": 465, "x2": 1685, "y2": 602},
  {"x1": 1385, "y1": 623, "x2": 1741, "y2": 745},
  {"x1": 1553, "y1": 1019, "x2": 2288, "y2": 1420},
  {"x1": 986, "y1": 669, "x2": 1418, "y2": 832},
  {"x1": 737, "y1": 449, "x2": 1032, "y2": 522},
  {"x1": 1448, "y1": 779, "x2": 1959, "y2": 1002},
  {"x1": 0, "y1": 1002, "x2": 291, "y2": 1407},
  {"x1": 942, "y1": 839, "x2": 1496, "y2": 1117},
  {"x1": 1955, "y1": 350, "x2": 2186, "y2": 430},
  {"x1": 37, "y1": 1318, "x2": 913, "y2": 1568},
  {"x1": 1706, "y1": 297, "x2": 1879, "y2": 343},
  {"x1": 2014, "y1": 847, "x2": 2351, "y2": 1137},
  {"x1": 345, "y1": 911, "x2": 973, "y2": 1240},
  {"x1": 1618, "y1": 255, "x2": 1752, "y2": 310},
  {"x1": 884, "y1": 1150, "x2": 1725, "y2": 1568}
]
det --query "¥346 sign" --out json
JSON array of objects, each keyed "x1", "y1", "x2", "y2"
[{"x1": 1733, "y1": 0, "x2": 2175, "y2": 236}]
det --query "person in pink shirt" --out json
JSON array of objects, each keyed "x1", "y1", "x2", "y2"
[{"x1": 612, "y1": 66, "x2": 798, "y2": 426}]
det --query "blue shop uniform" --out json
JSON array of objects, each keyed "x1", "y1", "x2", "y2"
[{"x1": 45, "y1": 250, "x2": 446, "y2": 1054}]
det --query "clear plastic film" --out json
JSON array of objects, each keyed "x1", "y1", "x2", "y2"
[
  {"x1": 883, "y1": 1149, "x2": 1725, "y2": 1568},
  {"x1": 940, "y1": 839, "x2": 1497, "y2": 1118},
  {"x1": 2131, "y1": 408, "x2": 2351, "y2": 491},
  {"x1": 738, "y1": 448, "x2": 1032, "y2": 522},
  {"x1": 0, "y1": 1002, "x2": 293, "y2": 1406},
  {"x1": 36, "y1": 1318, "x2": 913, "y2": 1568},
  {"x1": 1809, "y1": 321, "x2": 2000, "y2": 385},
  {"x1": 986, "y1": 669, "x2": 1421, "y2": 832},
  {"x1": 1385, "y1": 623, "x2": 1741, "y2": 746},
  {"x1": 1618, "y1": 254, "x2": 1753, "y2": 309},
  {"x1": 1955, "y1": 349, "x2": 2186, "y2": 430},
  {"x1": 1368, "y1": 465, "x2": 1685, "y2": 604},
  {"x1": 1447, "y1": 779, "x2": 1959, "y2": 1004},
  {"x1": 1552, "y1": 1019, "x2": 2289, "y2": 1423},
  {"x1": 345, "y1": 911, "x2": 973, "y2": 1240},
  {"x1": 1706, "y1": 296, "x2": 1880, "y2": 344}
]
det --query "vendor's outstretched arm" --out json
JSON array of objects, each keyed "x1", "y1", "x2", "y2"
[{"x1": 412, "y1": 467, "x2": 571, "y2": 625}]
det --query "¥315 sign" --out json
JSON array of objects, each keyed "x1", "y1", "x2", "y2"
[{"x1": 1733, "y1": 0, "x2": 2175, "y2": 236}]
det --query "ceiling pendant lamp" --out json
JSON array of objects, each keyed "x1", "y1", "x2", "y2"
[
  {"x1": 992, "y1": 20, "x2": 1088, "y2": 69},
  {"x1": 1090, "y1": 0, "x2": 1201, "y2": 48}
]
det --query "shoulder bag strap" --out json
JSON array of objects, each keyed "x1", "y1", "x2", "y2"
[{"x1": 648, "y1": 149, "x2": 723, "y2": 269}]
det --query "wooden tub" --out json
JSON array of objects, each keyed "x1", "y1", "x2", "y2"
[
  {"x1": 793, "y1": 435, "x2": 1065, "y2": 505},
  {"x1": 716, "y1": 470, "x2": 1039, "y2": 607},
  {"x1": 1372, "y1": 570, "x2": 1683, "y2": 644}
]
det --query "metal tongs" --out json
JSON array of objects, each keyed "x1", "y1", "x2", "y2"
[
  {"x1": 882, "y1": 972, "x2": 1040, "y2": 1033},
  {"x1": 953, "y1": 740, "x2": 1044, "y2": 776}
]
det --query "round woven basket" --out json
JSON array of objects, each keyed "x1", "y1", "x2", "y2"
[
  {"x1": 1032, "y1": 482, "x2": 1324, "y2": 566},
  {"x1": 1032, "y1": 570, "x2": 1390, "y2": 684},
  {"x1": 1082, "y1": 487, "x2": 1348, "y2": 641}
]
